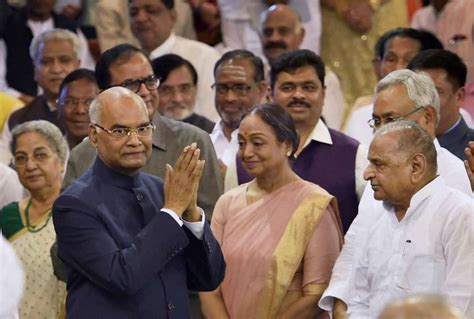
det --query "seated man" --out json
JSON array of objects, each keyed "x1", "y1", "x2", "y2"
[
  {"x1": 343, "y1": 120, "x2": 473, "y2": 318},
  {"x1": 57, "y1": 68, "x2": 99, "y2": 149},
  {"x1": 53, "y1": 87, "x2": 225, "y2": 318},
  {"x1": 152, "y1": 54, "x2": 214, "y2": 133}
]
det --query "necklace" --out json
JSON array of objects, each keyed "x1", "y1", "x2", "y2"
[{"x1": 24, "y1": 198, "x2": 52, "y2": 233}]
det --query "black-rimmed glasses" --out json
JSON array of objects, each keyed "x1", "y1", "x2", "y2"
[{"x1": 112, "y1": 75, "x2": 160, "y2": 93}]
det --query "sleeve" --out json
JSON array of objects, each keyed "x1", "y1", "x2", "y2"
[
  {"x1": 303, "y1": 205, "x2": 343, "y2": 296},
  {"x1": 441, "y1": 202, "x2": 474, "y2": 315},
  {"x1": 318, "y1": 184, "x2": 377, "y2": 311},
  {"x1": 194, "y1": 131, "x2": 224, "y2": 218},
  {"x1": 53, "y1": 194, "x2": 191, "y2": 296}
]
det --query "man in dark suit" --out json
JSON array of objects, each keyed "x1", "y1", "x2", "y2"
[
  {"x1": 52, "y1": 87, "x2": 225, "y2": 318},
  {"x1": 408, "y1": 49, "x2": 474, "y2": 161}
]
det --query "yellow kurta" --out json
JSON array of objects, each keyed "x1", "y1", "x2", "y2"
[{"x1": 321, "y1": 0, "x2": 408, "y2": 126}]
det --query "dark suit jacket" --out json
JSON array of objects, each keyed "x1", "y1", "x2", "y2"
[
  {"x1": 438, "y1": 116, "x2": 474, "y2": 161},
  {"x1": 53, "y1": 158, "x2": 225, "y2": 319}
]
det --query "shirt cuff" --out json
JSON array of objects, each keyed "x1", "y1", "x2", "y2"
[{"x1": 160, "y1": 208, "x2": 206, "y2": 240}]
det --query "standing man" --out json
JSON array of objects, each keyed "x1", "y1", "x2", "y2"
[
  {"x1": 53, "y1": 87, "x2": 225, "y2": 318},
  {"x1": 152, "y1": 54, "x2": 214, "y2": 133},
  {"x1": 0, "y1": 28, "x2": 81, "y2": 165},
  {"x1": 259, "y1": 4, "x2": 345, "y2": 130},
  {"x1": 129, "y1": 0, "x2": 220, "y2": 121},
  {"x1": 341, "y1": 120, "x2": 473, "y2": 317},
  {"x1": 57, "y1": 68, "x2": 99, "y2": 149},
  {"x1": 211, "y1": 49, "x2": 267, "y2": 174},
  {"x1": 319, "y1": 70, "x2": 472, "y2": 319},
  {"x1": 228, "y1": 50, "x2": 365, "y2": 234},
  {"x1": 408, "y1": 49, "x2": 474, "y2": 160},
  {"x1": 63, "y1": 44, "x2": 222, "y2": 217}
]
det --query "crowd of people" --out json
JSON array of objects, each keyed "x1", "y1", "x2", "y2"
[{"x1": 0, "y1": 0, "x2": 473, "y2": 318}]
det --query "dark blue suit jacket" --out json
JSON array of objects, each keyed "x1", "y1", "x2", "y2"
[
  {"x1": 53, "y1": 159, "x2": 225, "y2": 319},
  {"x1": 438, "y1": 116, "x2": 474, "y2": 161}
]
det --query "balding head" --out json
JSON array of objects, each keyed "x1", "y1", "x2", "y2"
[
  {"x1": 88, "y1": 87, "x2": 153, "y2": 175},
  {"x1": 260, "y1": 4, "x2": 305, "y2": 63},
  {"x1": 379, "y1": 295, "x2": 464, "y2": 319}
]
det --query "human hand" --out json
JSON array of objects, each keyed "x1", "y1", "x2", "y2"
[
  {"x1": 464, "y1": 141, "x2": 474, "y2": 192},
  {"x1": 333, "y1": 298, "x2": 348, "y2": 319},
  {"x1": 182, "y1": 158, "x2": 205, "y2": 222},
  {"x1": 342, "y1": 0, "x2": 373, "y2": 34},
  {"x1": 163, "y1": 143, "x2": 204, "y2": 217}
]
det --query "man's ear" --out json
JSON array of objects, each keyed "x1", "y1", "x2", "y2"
[
  {"x1": 424, "y1": 105, "x2": 437, "y2": 127},
  {"x1": 455, "y1": 86, "x2": 465, "y2": 107},
  {"x1": 170, "y1": 9, "x2": 177, "y2": 25},
  {"x1": 257, "y1": 81, "x2": 269, "y2": 101},
  {"x1": 411, "y1": 153, "x2": 426, "y2": 183},
  {"x1": 296, "y1": 27, "x2": 305, "y2": 47},
  {"x1": 89, "y1": 125, "x2": 98, "y2": 148}
]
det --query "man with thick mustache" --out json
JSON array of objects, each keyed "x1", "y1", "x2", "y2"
[
  {"x1": 229, "y1": 49, "x2": 366, "y2": 234},
  {"x1": 259, "y1": 4, "x2": 345, "y2": 130}
]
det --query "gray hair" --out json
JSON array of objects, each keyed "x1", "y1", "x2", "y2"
[
  {"x1": 258, "y1": 4, "x2": 303, "y2": 35},
  {"x1": 11, "y1": 120, "x2": 68, "y2": 165},
  {"x1": 29, "y1": 28, "x2": 81, "y2": 62},
  {"x1": 374, "y1": 119, "x2": 437, "y2": 176},
  {"x1": 89, "y1": 87, "x2": 149, "y2": 123},
  {"x1": 379, "y1": 294, "x2": 464, "y2": 319},
  {"x1": 375, "y1": 69, "x2": 440, "y2": 124}
]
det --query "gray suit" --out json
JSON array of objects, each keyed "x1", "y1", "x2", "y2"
[{"x1": 63, "y1": 113, "x2": 222, "y2": 218}]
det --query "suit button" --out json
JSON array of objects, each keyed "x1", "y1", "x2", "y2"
[
  {"x1": 136, "y1": 193, "x2": 143, "y2": 201},
  {"x1": 168, "y1": 303, "x2": 175, "y2": 310}
]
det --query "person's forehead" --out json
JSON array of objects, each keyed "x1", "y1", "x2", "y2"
[
  {"x1": 130, "y1": 0, "x2": 166, "y2": 8},
  {"x1": 101, "y1": 95, "x2": 148, "y2": 122},
  {"x1": 385, "y1": 36, "x2": 421, "y2": 55},
  {"x1": 216, "y1": 59, "x2": 255, "y2": 81},
  {"x1": 38, "y1": 39, "x2": 75, "y2": 57},
  {"x1": 264, "y1": 9, "x2": 298, "y2": 29},
  {"x1": 163, "y1": 65, "x2": 194, "y2": 85},
  {"x1": 62, "y1": 79, "x2": 98, "y2": 95},
  {"x1": 369, "y1": 133, "x2": 399, "y2": 157},
  {"x1": 109, "y1": 54, "x2": 153, "y2": 82},
  {"x1": 374, "y1": 85, "x2": 414, "y2": 114},
  {"x1": 275, "y1": 66, "x2": 319, "y2": 83}
]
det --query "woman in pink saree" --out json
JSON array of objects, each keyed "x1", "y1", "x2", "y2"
[{"x1": 200, "y1": 103, "x2": 343, "y2": 318}]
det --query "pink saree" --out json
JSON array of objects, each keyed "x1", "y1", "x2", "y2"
[{"x1": 211, "y1": 180, "x2": 343, "y2": 318}]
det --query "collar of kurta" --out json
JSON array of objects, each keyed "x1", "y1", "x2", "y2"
[{"x1": 92, "y1": 156, "x2": 141, "y2": 188}]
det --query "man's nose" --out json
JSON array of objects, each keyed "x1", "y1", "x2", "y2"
[{"x1": 363, "y1": 165, "x2": 374, "y2": 181}]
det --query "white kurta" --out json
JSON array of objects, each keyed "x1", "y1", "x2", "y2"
[
  {"x1": 149, "y1": 33, "x2": 221, "y2": 122},
  {"x1": 210, "y1": 121, "x2": 239, "y2": 168},
  {"x1": 0, "y1": 163, "x2": 23, "y2": 208},
  {"x1": 349, "y1": 177, "x2": 473, "y2": 318},
  {"x1": 319, "y1": 140, "x2": 473, "y2": 314}
]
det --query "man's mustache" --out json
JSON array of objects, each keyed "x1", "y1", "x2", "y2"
[
  {"x1": 288, "y1": 100, "x2": 311, "y2": 108},
  {"x1": 264, "y1": 41, "x2": 287, "y2": 50}
]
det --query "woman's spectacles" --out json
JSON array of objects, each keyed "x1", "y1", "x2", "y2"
[{"x1": 14, "y1": 151, "x2": 52, "y2": 167}]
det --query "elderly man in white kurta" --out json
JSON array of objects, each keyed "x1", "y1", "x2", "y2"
[
  {"x1": 346, "y1": 120, "x2": 473, "y2": 318},
  {"x1": 319, "y1": 69, "x2": 473, "y2": 319}
]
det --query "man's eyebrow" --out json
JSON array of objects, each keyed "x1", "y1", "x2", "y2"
[{"x1": 109, "y1": 122, "x2": 151, "y2": 129}]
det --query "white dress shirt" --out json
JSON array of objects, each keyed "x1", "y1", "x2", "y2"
[
  {"x1": 348, "y1": 176, "x2": 473, "y2": 318},
  {"x1": 0, "y1": 163, "x2": 23, "y2": 209},
  {"x1": 345, "y1": 103, "x2": 374, "y2": 145},
  {"x1": 210, "y1": 121, "x2": 239, "y2": 168},
  {"x1": 161, "y1": 208, "x2": 206, "y2": 240},
  {"x1": 319, "y1": 140, "x2": 473, "y2": 314},
  {"x1": 148, "y1": 33, "x2": 221, "y2": 121},
  {"x1": 224, "y1": 120, "x2": 368, "y2": 197}
]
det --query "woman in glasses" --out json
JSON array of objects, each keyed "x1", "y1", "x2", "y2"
[
  {"x1": 0, "y1": 120, "x2": 68, "y2": 319},
  {"x1": 200, "y1": 103, "x2": 343, "y2": 318}
]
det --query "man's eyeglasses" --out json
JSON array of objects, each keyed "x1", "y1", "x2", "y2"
[
  {"x1": 211, "y1": 83, "x2": 257, "y2": 97},
  {"x1": 368, "y1": 106, "x2": 425, "y2": 129},
  {"x1": 57, "y1": 97, "x2": 94, "y2": 110},
  {"x1": 113, "y1": 75, "x2": 160, "y2": 93},
  {"x1": 93, "y1": 123, "x2": 156, "y2": 138}
]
